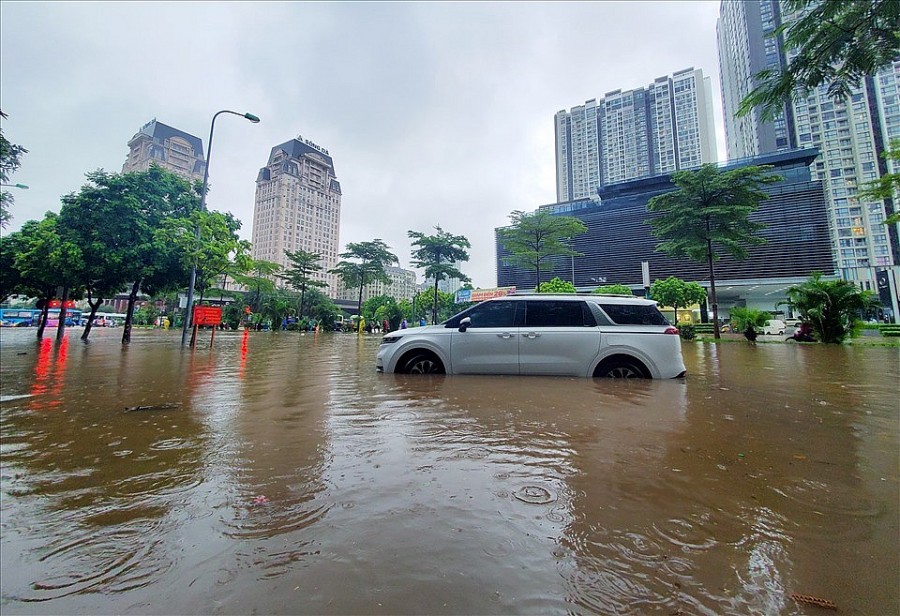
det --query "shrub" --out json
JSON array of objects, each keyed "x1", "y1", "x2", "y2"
[
  {"x1": 677, "y1": 322, "x2": 695, "y2": 341},
  {"x1": 730, "y1": 307, "x2": 769, "y2": 341}
]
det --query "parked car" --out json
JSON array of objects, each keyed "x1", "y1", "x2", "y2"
[
  {"x1": 762, "y1": 319, "x2": 786, "y2": 335},
  {"x1": 376, "y1": 294, "x2": 686, "y2": 379}
]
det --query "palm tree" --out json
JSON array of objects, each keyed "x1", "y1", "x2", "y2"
[
  {"x1": 330, "y1": 240, "x2": 398, "y2": 317},
  {"x1": 409, "y1": 226, "x2": 470, "y2": 324},
  {"x1": 780, "y1": 273, "x2": 879, "y2": 343}
]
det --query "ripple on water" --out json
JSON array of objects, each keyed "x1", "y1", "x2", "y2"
[
  {"x1": 11, "y1": 517, "x2": 172, "y2": 602},
  {"x1": 514, "y1": 485, "x2": 556, "y2": 505}
]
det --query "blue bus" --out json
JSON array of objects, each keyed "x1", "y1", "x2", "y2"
[{"x1": 0, "y1": 308, "x2": 84, "y2": 327}]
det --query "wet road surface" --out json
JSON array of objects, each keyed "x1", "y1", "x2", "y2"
[{"x1": 0, "y1": 328, "x2": 897, "y2": 614}]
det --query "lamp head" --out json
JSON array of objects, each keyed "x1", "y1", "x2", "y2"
[{"x1": 244, "y1": 113, "x2": 261, "y2": 123}]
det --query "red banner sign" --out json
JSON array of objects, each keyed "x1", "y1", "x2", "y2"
[{"x1": 192, "y1": 306, "x2": 223, "y2": 326}]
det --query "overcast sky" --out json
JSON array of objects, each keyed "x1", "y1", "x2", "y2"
[{"x1": 1, "y1": 1, "x2": 725, "y2": 289}]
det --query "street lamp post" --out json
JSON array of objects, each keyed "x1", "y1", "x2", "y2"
[
  {"x1": 181, "y1": 110, "x2": 260, "y2": 346},
  {"x1": 0, "y1": 183, "x2": 29, "y2": 189}
]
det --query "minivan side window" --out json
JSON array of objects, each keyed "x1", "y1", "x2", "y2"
[
  {"x1": 445, "y1": 300, "x2": 519, "y2": 328},
  {"x1": 597, "y1": 303, "x2": 670, "y2": 326},
  {"x1": 525, "y1": 301, "x2": 596, "y2": 327}
]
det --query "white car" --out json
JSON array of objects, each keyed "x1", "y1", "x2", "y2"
[
  {"x1": 376, "y1": 294, "x2": 686, "y2": 379},
  {"x1": 762, "y1": 319, "x2": 786, "y2": 335}
]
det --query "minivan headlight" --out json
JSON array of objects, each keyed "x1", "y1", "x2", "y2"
[{"x1": 381, "y1": 336, "x2": 400, "y2": 345}]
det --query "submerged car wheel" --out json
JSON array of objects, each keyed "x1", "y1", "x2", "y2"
[
  {"x1": 403, "y1": 352, "x2": 445, "y2": 375},
  {"x1": 595, "y1": 357, "x2": 648, "y2": 379}
]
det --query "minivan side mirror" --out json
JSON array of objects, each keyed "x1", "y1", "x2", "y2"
[{"x1": 458, "y1": 317, "x2": 472, "y2": 332}]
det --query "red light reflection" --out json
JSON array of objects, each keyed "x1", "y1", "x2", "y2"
[
  {"x1": 29, "y1": 335, "x2": 69, "y2": 409},
  {"x1": 238, "y1": 329, "x2": 249, "y2": 380}
]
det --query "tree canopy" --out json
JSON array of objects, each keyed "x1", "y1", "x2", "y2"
[
  {"x1": 856, "y1": 139, "x2": 900, "y2": 225},
  {"x1": 409, "y1": 225, "x2": 470, "y2": 324},
  {"x1": 0, "y1": 110, "x2": 28, "y2": 229},
  {"x1": 537, "y1": 277, "x2": 576, "y2": 294},
  {"x1": 330, "y1": 239, "x2": 398, "y2": 316},
  {"x1": 592, "y1": 284, "x2": 634, "y2": 296},
  {"x1": 497, "y1": 209, "x2": 587, "y2": 291},
  {"x1": 279, "y1": 248, "x2": 328, "y2": 318},
  {"x1": 649, "y1": 277, "x2": 707, "y2": 322},
  {"x1": 737, "y1": 0, "x2": 900, "y2": 121},
  {"x1": 647, "y1": 164, "x2": 780, "y2": 338},
  {"x1": 780, "y1": 273, "x2": 879, "y2": 343}
]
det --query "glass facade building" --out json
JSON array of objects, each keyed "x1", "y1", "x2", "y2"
[
  {"x1": 717, "y1": 0, "x2": 899, "y2": 293},
  {"x1": 497, "y1": 149, "x2": 835, "y2": 309}
]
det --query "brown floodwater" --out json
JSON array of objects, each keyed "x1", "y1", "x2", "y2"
[{"x1": 0, "y1": 327, "x2": 897, "y2": 615}]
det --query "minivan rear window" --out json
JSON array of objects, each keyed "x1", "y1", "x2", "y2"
[
  {"x1": 597, "y1": 303, "x2": 670, "y2": 326},
  {"x1": 524, "y1": 300, "x2": 596, "y2": 327}
]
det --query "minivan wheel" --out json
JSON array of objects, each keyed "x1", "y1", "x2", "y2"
[
  {"x1": 595, "y1": 358, "x2": 647, "y2": 379},
  {"x1": 403, "y1": 353, "x2": 445, "y2": 374}
]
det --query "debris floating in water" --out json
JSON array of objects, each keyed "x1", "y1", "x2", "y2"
[
  {"x1": 124, "y1": 403, "x2": 182, "y2": 413},
  {"x1": 790, "y1": 593, "x2": 837, "y2": 610}
]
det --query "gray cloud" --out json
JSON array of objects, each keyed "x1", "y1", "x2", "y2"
[{"x1": 1, "y1": 1, "x2": 724, "y2": 289}]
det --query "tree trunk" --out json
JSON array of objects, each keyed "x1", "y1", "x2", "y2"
[
  {"x1": 36, "y1": 295, "x2": 50, "y2": 340},
  {"x1": 535, "y1": 257, "x2": 541, "y2": 292},
  {"x1": 357, "y1": 283, "x2": 363, "y2": 320},
  {"x1": 55, "y1": 286, "x2": 69, "y2": 343},
  {"x1": 81, "y1": 291, "x2": 103, "y2": 342},
  {"x1": 122, "y1": 280, "x2": 140, "y2": 345},
  {"x1": 706, "y1": 230, "x2": 720, "y2": 340},
  {"x1": 432, "y1": 278, "x2": 439, "y2": 325}
]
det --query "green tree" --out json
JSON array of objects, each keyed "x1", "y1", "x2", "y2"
[
  {"x1": 0, "y1": 110, "x2": 28, "y2": 229},
  {"x1": 58, "y1": 166, "x2": 201, "y2": 344},
  {"x1": 304, "y1": 288, "x2": 341, "y2": 330},
  {"x1": 0, "y1": 229, "x2": 26, "y2": 303},
  {"x1": 593, "y1": 284, "x2": 634, "y2": 296},
  {"x1": 649, "y1": 277, "x2": 708, "y2": 322},
  {"x1": 134, "y1": 303, "x2": 160, "y2": 326},
  {"x1": 160, "y1": 210, "x2": 244, "y2": 303},
  {"x1": 280, "y1": 248, "x2": 328, "y2": 318},
  {"x1": 330, "y1": 239, "x2": 398, "y2": 317},
  {"x1": 537, "y1": 277, "x2": 576, "y2": 293},
  {"x1": 729, "y1": 307, "x2": 769, "y2": 342},
  {"x1": 646, "y1": 164, "x2": 781, "y2": 339},
  {"x1": 13, "y1": 213, "x2": 83, "y2": 341},
  {"x1": 362, "y1": 295, "x2": 404, "y2": 330},
  {"x1": 409, "y1": 225, "x2": 471, "y2": 324},
  {"x1": 856, "y1": 139, "x2": 900, "y2": 225},
  {"x1": 737, "y1": 0, "x2": 900, "y2": 121},
  {"x1": 412, "y1": 289, "x2": 456, "y2": 324},
  {"x1": 780, "y1": 272, "x2": 879, "y2": 343},
  {"x1": 58, "y1": 173, "x2": 147, "y2": 341},
  {"x1": 232, "y1": 258, "x2": 281, "y2": 315},
  {"x1": 497, "y1": 209, "x2": 587, "y2": 291}
]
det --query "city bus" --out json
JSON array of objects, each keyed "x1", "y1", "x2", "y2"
[{"x1": 0, "y1": 308, "x2": 84, "y2": 327}]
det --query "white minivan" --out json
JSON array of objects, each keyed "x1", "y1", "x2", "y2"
[
  {"x1": 762, "y1": 319, "x2": 786, "y2": 335},
  {"x1": 376, "y1": 294, "x2": 686, "y2": 379}
]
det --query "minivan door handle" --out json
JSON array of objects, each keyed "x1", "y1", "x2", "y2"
[
  {"x1": 497, "y1": 332, "x2": 513, "y2": 339},
  {"x1": 522, "y1": 331, "x2": 540, "y2": 339}
]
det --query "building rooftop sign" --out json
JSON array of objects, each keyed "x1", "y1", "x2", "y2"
[{"x1": 295, "y1": 134, "x2": 329, "y2": 156}]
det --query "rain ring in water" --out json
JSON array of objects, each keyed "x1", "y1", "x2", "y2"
[{"x1": 514, "y1": 485, "x2": 556, "y2": 505}]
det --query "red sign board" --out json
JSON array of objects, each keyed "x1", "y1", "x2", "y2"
[{"x1": 192, "y1": 306, "x2": 222, "y2": 326}]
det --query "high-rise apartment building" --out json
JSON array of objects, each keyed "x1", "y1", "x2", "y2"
[
  {"x1": 122, "y1": 119, "x2": 206, "y2": 182},
  {"x1": 717, "y1": 1, "x2": 899, "y2": 290},
  {"x1": 251, "y1": 136, "x2": 342, "y2": 294},
  {"x1": 555, "y1": 68, "x2": 717, "y2": 201},
  {"x1": 336, "y1": 265, "x2": 418, "y2": 305}
]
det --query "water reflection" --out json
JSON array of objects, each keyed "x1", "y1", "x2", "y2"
[{"x1": 0, "y1": 329, "x2": 896, "y2": 614}]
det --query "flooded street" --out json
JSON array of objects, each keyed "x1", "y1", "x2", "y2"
[{"x1": 0, "y1": 328, "x2": 897, "y2": 615}]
